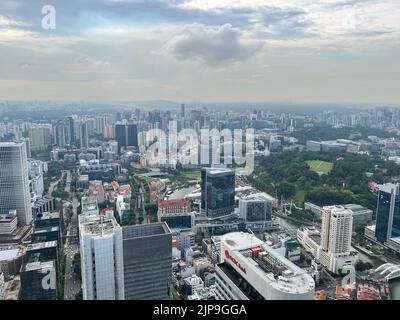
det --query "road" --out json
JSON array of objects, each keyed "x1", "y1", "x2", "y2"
[
  {"x1": 47, "y1": 171, "x2": 65, "y2": 196},
  {"x1": 63, "y1": 172, "x2": 81, "y2": 300}
]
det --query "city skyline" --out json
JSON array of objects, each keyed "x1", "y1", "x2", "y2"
[{"x1": 0, "y1": 0, "x2": 399, "y2": 103}]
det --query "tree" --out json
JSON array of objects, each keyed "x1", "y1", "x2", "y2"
[{"x1": 277, "y1": 182, "x2": 296, "y2": 198}]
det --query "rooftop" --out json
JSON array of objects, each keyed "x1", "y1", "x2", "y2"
[
  {"x1": 22, "y1": 260, "x2": 55, "y2": 272},
  {"x1": 0, "y1": 248, "x2": 21, "y2": 261},
  {"x1": 221, "y1": 232, "x2": 315, "y2": 295},
  {"x1": 122, "y1": 222, "x2": 171, "y2": 239},
  {"x1": 80, "y1": 215, "x2": 120, "y2": 237}
]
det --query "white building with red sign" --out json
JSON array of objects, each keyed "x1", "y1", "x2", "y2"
[{"x1": 215, "y1": 232, "x2": 315, "y2": 300}]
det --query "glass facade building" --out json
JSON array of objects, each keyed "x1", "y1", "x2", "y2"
[
  {"x1": 201, "y1": 168, "x2": 235, "y2": 219},
  {"x1": 122, "y1": 222, "x2": 172, "y2": 300},
  {"x1": 375, "y1": 183, "x2": 400, "y2": 243}
]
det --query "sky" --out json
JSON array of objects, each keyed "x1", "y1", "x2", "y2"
[{"x1": 0, "y1": 0, "x2": 399, "y2": 103}]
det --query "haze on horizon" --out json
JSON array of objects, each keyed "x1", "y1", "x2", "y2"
[{"x1": 0, "y1": 0, "x2": 399, "y2": 104}]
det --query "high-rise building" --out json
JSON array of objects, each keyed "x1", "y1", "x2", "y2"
[
  {"x1": 201, "y1": 168, "x2": 235, "y2": 219},
  {"x1": 375, "y1": 183, "x2": 400, "y2": 243},
  {"x1": 28, "y1": 125, "x2": 52, "y2": 151},
  {"x1": 115, "y1": 123, "x2": 138, "y2": 154},
  {"x1": 79, "y1": 122, "x2": 89, "y2": 148},
  {"x1": 20, "y1": 260, "x2": 57, "y2": 300},
  {"x1": 127, "y1": 123, "x2": 138, "y2": 147},
  {"x1": 239, "y1": 196, "x2": 272, "y2": 222},
  {"x1": 68, "y1": 116, "x2": 75, "y2": 145},
  {"x1": 54, "y1": 121, "x2": 67, "y2": 147},
  {"x1": 297, "y1": 205, "x2": 355, "y2": 274},
  {"x1": 115, "y1": 123, "x2": 127, "y2": 154},
  {"x1": 79, "y1": 213, "x2": 124, "y2": 300},
  {"x1": 181, "y1": 104, "x2": 185, "y2": 118},
  {"x1": 122, "y1": 223, "x2": 172, "y2": 300},
  {"x1": 0, "y1": 142, "x2": 32, "y2": 226},
  {"x1": 320, "y1": 206, "x2": 353, "y2": 255}
]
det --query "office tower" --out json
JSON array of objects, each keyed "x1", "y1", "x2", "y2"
[
  {"x1": 115, "y1": 123, "x2": 138, "y2": 154},
  {"x1": 320, "y1": 206, "x2": 353, "y2": 255},
  {"x1": 0, "y1": 142, "x2": 32, "y2": 226},
  {"x1": 375, "y1": 183, "x2": 400, "y2": 243},
  {"x1": 127, "y1": 123, "x2": 138, "y2": 147},
  {"x1": 115, "y1": 123, "x2": 127, "y2": 154},
  {"x1": 79, "y1": 213, "x2": 124, "y2": 300},
  {"x1": 28, "y1": 125, "x2": 52, "y2": 151},
  {"x1": 215, "y1": 232, "x2": 315, "y2": 300},
  {"x1": 122, "y1": 223, "x2": 172, "y2": 300},
  {"x1": 54, "y1": 121, "x2": 67, "y2": 147},
  {"x1": 201, "y1": 168, "x2": 235, "y2": 219},
  {"x1": 95, "y1": 116, "x2": 107, "y2": 135},
  {"x1": 20, "y1": 260, "x2": 57, "y2": 300},
  {"x1": 239, "y1": 196, "x2": 272, "y2": 222},
  {"x1": 79, "y1": 122, "x2": 89, "y2": 148},
  {"x1": 181, "y1": 104, "x2": 185, "y2": 118},
  {"x1": 68, "y1": 116, "x2": 75, "y2": 145}
]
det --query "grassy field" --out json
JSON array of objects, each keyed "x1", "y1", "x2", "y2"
[
  {"x1": 183, "y1": 171, "x2": 201, "y2": 180},
  {"x1": 306, "y1": 160, "x2": 333, "y2": 174},
  {"x1": 138, "y1": 176, "x2": 156, "y2": 184}
]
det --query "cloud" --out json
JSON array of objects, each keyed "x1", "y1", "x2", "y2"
[{"x1": 165, "y1": 23, "x2": 263, "y2": 66}]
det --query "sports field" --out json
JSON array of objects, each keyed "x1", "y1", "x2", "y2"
[{"x1": 306, "y1": 160, "x2": 333, "y2": 174}]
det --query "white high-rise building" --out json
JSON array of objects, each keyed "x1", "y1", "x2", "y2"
[
  {"x1": 321, "y1": 206, "x2": 353, "y2": 256},
  {"x1": 79, "y1": 213, "x2": 124, "y2": 300},
  {"x1": 297, "y1": 205, "x2": 356, "y2": 274},
  {"x1": 0, "y1": 142, "x2": 32, "y2": 226}
]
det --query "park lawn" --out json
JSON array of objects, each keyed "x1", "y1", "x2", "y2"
[
  {"x1": 183, "y1": 171, "x2": 201, "y2": 180},
  {"x1": 306, "y1": 160, "x2": 333, "y2": 174}
]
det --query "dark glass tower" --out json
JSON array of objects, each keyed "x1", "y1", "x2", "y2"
[
  {"x1": 115, "y1": 123, "x2": 127, "y2": 154},
  {"x1": 375, "y1": 183, "x2": 400, "y2": 243},
  {"x1": 127, "y1": 123, "x2": 138, "y2": 147},
  {"x1": 201, "y1": 167, "x2": 235, "y2": 219},
  {"x1": 122, "y1": 223, "x2": 172, "y2": 300}
]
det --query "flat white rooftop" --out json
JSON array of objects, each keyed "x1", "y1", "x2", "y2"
[{"x1": 0, "y1": 248, "x2": 21, "y2": 261}]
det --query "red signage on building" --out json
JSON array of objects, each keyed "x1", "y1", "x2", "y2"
[{"x1": 225, "y1": 250, "x2": 247, "y2": 274}]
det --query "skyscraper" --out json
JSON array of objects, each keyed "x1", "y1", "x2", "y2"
[
  {"x1": 201, "y1": 167, "x2": 235, "y2": 219},
  {"x1": 79, "y1": 213, "x2": 124, "y2": 300},
  {"x1": 54, "y1": 121, "x2": 67, "y2": 147},
  {"x1": 115, "y1": 123, "x2": 138, "y2": 154},
  {"x1": 127, "y1": 123, "x2": 138, "y2": 147},
  {"x1": 79, "y1": 121, "x2": 89, "y2": 148},
  {"x1": 68, "y1": 116, "x2": 75, "y2": 145},
  {"x1": 0, "y1": 142, "x2": 32, "y2": 226},
  {"x1": 375, "y1": 183, "x2": 400, "y2": 243},
  {"x1": 115, "y1": 123, "x2": 127, "y2": 154},
  {"x1": 180, "y1": 103, "x2": 185, "y2": 118},
  {"x1": 297, "y1": 205, "x2": 355, "y2": 274},
  {"x1": 320, "y1": 206, "x2": 353, "y2": 256},
  {"x1": 122, "y1": 222, "x2": 172, "y2": 300},
  {"x1": 28, "y1": 125, "x2": 52, "y2": 151}
]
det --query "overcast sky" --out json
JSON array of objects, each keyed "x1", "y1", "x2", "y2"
[{"x1": 0, "y1": 0, "x2": 399, "y2": 103}]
